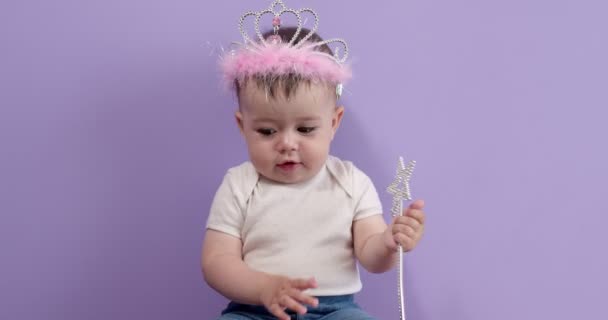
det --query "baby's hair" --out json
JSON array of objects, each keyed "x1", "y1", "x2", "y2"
[{"x1": 235, "y1": 27, "x2": 335, "y2": 101}]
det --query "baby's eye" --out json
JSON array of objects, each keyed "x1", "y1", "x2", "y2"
[
  {"x1": 297, "y1": 127, "x2": 317, "y2": 134},
  {"x1": 256, "y1": 128, "x2": 276, "y2": 136}
]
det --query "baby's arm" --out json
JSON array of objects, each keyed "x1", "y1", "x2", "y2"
[
  {"x1": 353, "y1": 214, "x2": 397, "y2": 273},
  {"x1": 202, "y1": 229, "x2": 319, "y2": 319},
  {"x1": 202, "y1": 230, "x2": 268, "y2": 304},
  {"x1": 353, "y1": 200, "x2": 426, "y2": 273}
]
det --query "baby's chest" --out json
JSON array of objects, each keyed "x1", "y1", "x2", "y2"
[{"x1": 241, "y1": 190, "x2": 354, "y2": 248}]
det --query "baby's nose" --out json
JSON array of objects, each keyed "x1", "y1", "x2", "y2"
[{"x1": 276, "y1": 131, "x2": 298, "y2": 152}]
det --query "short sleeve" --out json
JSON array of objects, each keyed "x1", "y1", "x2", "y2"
[
  {"x1": 205, "y1": 170, "x2": 244, "y2": 238},
  {"x1": 352, "y1": 167, "x2": 383, "y2": 221}
]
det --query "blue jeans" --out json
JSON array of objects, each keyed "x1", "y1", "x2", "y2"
[{"x1": 217, "y1": 294, "x2": 376, "y2": 320}]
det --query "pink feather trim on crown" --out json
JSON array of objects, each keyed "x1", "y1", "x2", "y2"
[{"x1": 220, "y1": 42, "x2": 352, "y2": 87}]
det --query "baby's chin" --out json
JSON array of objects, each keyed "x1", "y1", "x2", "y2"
[
  {"x1": 261, "y1": 173, "x2": 308, "y2": 185},
  {"x1": 257, "y1": 167, "x2": 318, "y2": 184}
]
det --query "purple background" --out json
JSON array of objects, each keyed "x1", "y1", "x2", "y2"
[{"x1": 1, "y1": 0, "x2": 607, "y2": 319}]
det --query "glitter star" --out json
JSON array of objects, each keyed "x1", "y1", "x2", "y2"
[{"x1": 386, "y1": 156, "x2": 416, "y2": 216}]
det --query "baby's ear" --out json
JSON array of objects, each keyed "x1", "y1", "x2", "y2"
[
  {"x1": 235, "y1": 111, "x2": 245, "y2": 134},
  {"x1": 331, "y1": 106, "x2": 345, "y2": 138}
]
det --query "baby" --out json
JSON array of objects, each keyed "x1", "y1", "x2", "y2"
[{"x1": 202, "y1": 1, "x2": 425, "y2": 319}]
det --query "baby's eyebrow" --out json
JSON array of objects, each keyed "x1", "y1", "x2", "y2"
[
  {"x1": 296, "y1": 116, "x2": 321, "y2": 121},
  {"x1": 251, "y1": 116, "x2": 321, "y2": 123},
  {"x1": 251, "y1": 117, "x2": 277, "y2": 123}
]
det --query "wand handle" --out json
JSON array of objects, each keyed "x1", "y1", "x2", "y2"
[
  {"x1": 386, "y1": 156, "x2": 416, "y2": 320},
  {"x1": 397, "y1": 201, "x2": 406, "y2": 320}
]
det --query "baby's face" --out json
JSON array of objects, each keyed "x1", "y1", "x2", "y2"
[{"x1": 236, "y1": 83, "x2": 343, "y2": 184}]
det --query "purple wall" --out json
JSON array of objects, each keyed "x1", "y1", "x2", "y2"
[{"x1": 1, "y1": 0, "x2": 607, "y2": 319}]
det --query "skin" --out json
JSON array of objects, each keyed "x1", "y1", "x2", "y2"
[
  {"x1": 202, "y1": 81, "x2": 426, "y2": 320},
  {"x1": 234, "y1": 81, "x2": 342, "y2": 184}
]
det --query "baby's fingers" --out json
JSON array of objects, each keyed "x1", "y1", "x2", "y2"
[
  {"x1": 289, "y1": 288, "x2": 319, "y2": 308},
  {"x1": 290, "y1": 277, "x2": 318, "y2": 290},
  {"x1": 393, "y1": 216, "x2": 422, "y2": 232},
  {"x1": 280, "y1": 295, "x2": 308, "y2": 315},
  {"x1": 392, "y1": 223, "x2": 417, "y2": 238},
  {"x1": 404, "y1": 200, "x2": 425, "y2": 218},
  {"x1": 408, "y1": 199, "x2": 425, "y2": 210},
  {"x1": 268, "y1": 303, "x2": 291, "y2": 320},
  {"x1": 395, "y1": 233, "x2": 416, "y2": 251},
  {"x1": 407, "y1": 209, "x2": 425, "y2": 225}
]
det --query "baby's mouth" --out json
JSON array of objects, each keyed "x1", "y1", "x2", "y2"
[{"x1": 277, "y1": 161, "x2": 300, "y2": 171}]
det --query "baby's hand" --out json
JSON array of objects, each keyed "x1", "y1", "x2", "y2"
[
  {"x1": 383, "y1": 200, "x2": 426, "y2": 252},
  {"x1": 260, "y1": 275, "x2": 319, "y2": 320}
]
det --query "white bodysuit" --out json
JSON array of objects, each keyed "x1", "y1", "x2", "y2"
[{"x1": 206, "y1": 156, "x2": 383, "y2": 296}]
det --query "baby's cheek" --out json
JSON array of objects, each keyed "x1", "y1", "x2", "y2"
[
  {"x1": 247, "y1": 143, "x2": 270, "y2": 162},
  {"x1": 307, "y1": 140, "x2": 330, "y2": 161}
]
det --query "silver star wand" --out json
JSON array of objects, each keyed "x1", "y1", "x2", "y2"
[{"x1": 386, "y1": 156, "x2": 416, "y2": 320}]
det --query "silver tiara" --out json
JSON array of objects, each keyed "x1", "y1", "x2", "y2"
[{"x1": 236, "y1": 0, "x2": 349, "y2": 64}]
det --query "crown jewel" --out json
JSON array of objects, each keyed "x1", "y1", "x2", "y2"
[
  {"x1": 237, "y1": 0, "x2": 348, "y2": 63},
  {"x1": 221, "y1": 0, "x2": 352, "y2": 95}
]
